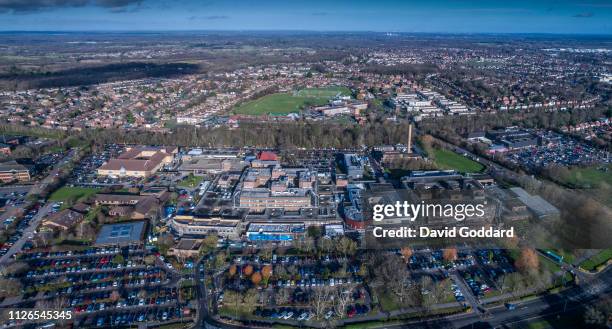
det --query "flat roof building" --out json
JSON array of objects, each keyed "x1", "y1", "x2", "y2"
[
  {"x1": 0, "y1": 161, "x2": 30, "y2": 183},
  {"x1": 95, "y1": 221, "x2": 146, "y2": 246},
  {"x1": 169, "y1": 215, "x2": 242, "y2": 239},
  {"x1": 246, "y1": 222, "x2": 305, "y2": 241},
  {"x1": 510, "y1": 187, "x2": 560, "y2": 219}
]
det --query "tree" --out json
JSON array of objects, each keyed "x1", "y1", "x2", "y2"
[
  {"x1": 243, "y1": 264, "x2": 254, "y2": 277},
  {"x1": 275, "y1": 265, "x2": 288, "y2": 280},
  {"x1": 213, "y1": 251, "x2": 227, "y2": 269},
  {"x1": 400, "y1": 247, "x2": 413, "y2": 263},
  {"x1": 144, "y1": 255, "x2": 156, "y2": 266},
  {"x1": 251, "y1": 272, "x2": 262, "y2": 286},
  {"x1": 0, "y1": 262, "x2": 28, "y2": 276},
  {"x1": 228, "y1": 265, "x2": 237, "y2": 277},
  {"x1": 275, "y1": 288, "x2": 290, "y2": 305},
  {"x1": 515, "y1": 248, "x2": 539, "y2": 273},
  {"x1": 296, "y1": 237, "x2": 315, "y2": 253},
  {"x1": 261, "y1": 265, "x2": 273, "y2": 284},
  {"x1": 311, "y1": 287, "x2": 332, "y2": 320},
  {"x1": 242, "y1": 289, "x2": 259, "y2": 313},
  {"x1": 112, "y1": 254, "x2": 125, "y2": 264},
  {"x1": 307, "y1": 226, "x2": 322, "y2": 238},
  {"x1": 199, "y1": 234, "x2": 218, "y2": 255},
  {"x1": 317, "y1": 238, "x2": 334, "y2": 254},
  {"x1": 224, "y1": 290, "x2": 241, "y2": 317},
  {"x1": 419, "y1": 276, "x2": 436, "y2": 307},
  {"x1": 156, "y1": 233, "x2": 175, "y2": 256},
  {"x1": 0, "y1": 278, "x2": 22, "y2": 298},
  {"x1": 334, "y1": 286, "x2": 353, "y2": 318},
  {"x1": 443, "y1": 248, "x2": 458, "y2": 262},
  {"x1": 378, "y1": 255, "x2": 417, "y2": 306},
  {"x1": 259, "y1": 244, "x2": 274, "y2": 261},
  {"x1": 336, "y1": 237, "x2": 357, "y2": 257},
  {"x1": 584, "y1": 305, "x2": 605, "y2": 325}
]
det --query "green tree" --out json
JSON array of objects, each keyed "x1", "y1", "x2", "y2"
[
  {"x1": 199, "y1": 234, "x2": 218, "y2": 255},
  {"x1": 112, "y1": 254, "x2": 125, "y2": 264}
]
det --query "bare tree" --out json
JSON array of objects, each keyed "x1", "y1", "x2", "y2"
[
  {"x1": 378, "y1": 255, "x2": 416, "y2": 306},
  {"x1": 334, "y1": 286, "x2": 354, "y2": 318},
  {"x1": 311, "y1": 287, "x2": 332, "y2": 320}
]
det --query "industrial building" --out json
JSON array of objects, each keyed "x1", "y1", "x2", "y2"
[{"x1": 169, "y1": 215, "x2": 242, "y2": 239}]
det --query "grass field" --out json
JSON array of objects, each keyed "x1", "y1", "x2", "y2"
[
  {"x1": 178, "y1": 174, "x2": 204, "y2": 188},
  {"x1": 563, "y1": 165, "x2": 612, "y2": 188},
  {"x1": 49, "y1": 186, "x2": 99, "y2": 202},
  {"x1": 432, "y1": 148, "x2": 485, "y2": 173},
  {"x1": 579, "y1": 249, "x2": 612, "y2": 271},
  {"x1": 233, "y1": 86, "x2": 351, "y2": 115}
]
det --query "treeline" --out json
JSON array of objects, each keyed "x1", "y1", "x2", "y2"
[
  {"x1": 362, "y1": 63, "x2": 438, "y2": 77},
  {"x1": 0, "y1": 62, "x2": 203, "y2": 90},
  {"x1": 1, "y1": 120, "x2": 412, "y2": 150},
  {"x1": 74, "y1": 122, "x2": 414, "y2": 149}
]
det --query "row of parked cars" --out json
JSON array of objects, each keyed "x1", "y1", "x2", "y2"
[
  {"x1": 26, "y1": 257, "x2": 144, "y2": 278},
  {"x1": 252, "y1": 304, "x2": 370, "y2": 322},
  {"x1": 460, "y1": 271, "x2": 492, "y2": 297},
  {"x1": 254, "y1": 308, "x2": 314, "y2": 321},
  {"x1": 450, "y1": 281, "x2": 466, "y2": 302},
  {"x1": 0, "y1": 201, "x2": 41, "y2": 257},
  {"x1": 93, "y1": 306, "x2": 187, "y2": 327},
  {"x1": 19, "y1": 245, "x2": 142, "y2": 260}
]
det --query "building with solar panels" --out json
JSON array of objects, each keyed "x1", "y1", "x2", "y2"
[{"x1": 95, "y1": 221, "x2": 147, "y2": 246}]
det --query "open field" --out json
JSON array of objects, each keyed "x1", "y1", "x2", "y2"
[
  {"x1": 233, "y1": 86, "x2": 351, "y2": 115},
  {"x1": 563, "y1": 165, "x2": 612, "y2": 188},
  {"x1": 432, "y1": 148, "x2": 485, "y2": 173},
  {"x1": 49, "y1": 186, "x2": 99, "y2": 202}
]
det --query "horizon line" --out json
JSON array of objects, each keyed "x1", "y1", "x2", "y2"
[{"x1": 0, "y1": 29, "x2": 611, "y2": 36}]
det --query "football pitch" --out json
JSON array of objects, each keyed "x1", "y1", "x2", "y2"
[{"x1": 233, "y1": 86, "x2": 351, "y2": 115}]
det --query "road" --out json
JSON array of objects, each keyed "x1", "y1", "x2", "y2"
[
  {"x1": 450, "y1": 272, "x2": 482, "y2": 315},
  {"x1": 194, "y1": 258, "x2": 209, "y2": 328},
  {"x1": 28, "y1": 149, "x2": 77, "y2": 197},
  {"x1": 381, "y1": 266, "x2": 612, "y2": 329},
  {"x1": 0, "y1": 202, "x2": 53, "y2": 263},
  {"x1": 1, "y1": 150, "x2": 78, "y2": 264}
]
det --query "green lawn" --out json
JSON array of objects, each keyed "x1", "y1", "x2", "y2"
[
  {"x1": 49, "y1": 186, "x2": 99, "y2": 202},
  {"x1": 432, "y1": 148, "x2": 484, "y2": 173},
  {"x1": 563, "y1": 165, "x2": 612, "y2": 188},
  {"x1": 178, "y1": 174, "x2": 204, "y2": 188},
  {"x1": 233, "y1": 86, "x2": 351, "y2": 115},
  {"x1": 579, "y1": 249, "x2": 612, "y2": 271}
]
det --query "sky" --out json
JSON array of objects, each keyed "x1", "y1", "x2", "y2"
[{"x1": 0, "y1": 0, "x2": 611, "y2": 34}]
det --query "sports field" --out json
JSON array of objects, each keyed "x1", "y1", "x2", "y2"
[
  {"x1": 233, "y1": 86, "x2": 351, "y2": 115},
  {"x1": 433, "y1": 148, "x2": 485, "y2": 173}
]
